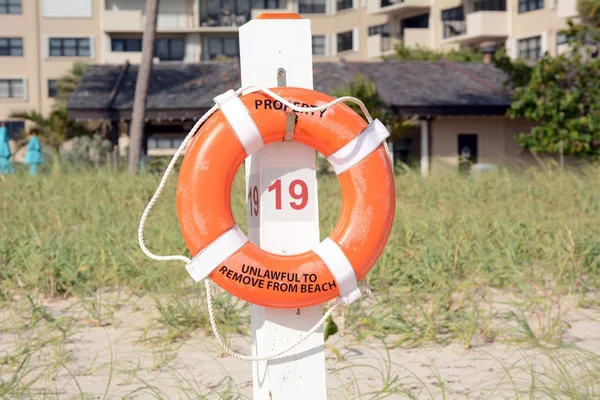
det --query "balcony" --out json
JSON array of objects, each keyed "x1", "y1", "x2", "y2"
[
  {"x1": 443, "y1": 12, "x2": 508, "y2": 44},
  {"x1": 368, "y1": 0, "x2": 430, "y2": 17},
  {"x1": 103, "y1": 10, "x2": 190, "y2": 31},
  {"x1": 558, "y1": 0, "x2": 578, "y2": 18},
  {"x1": 367, "y1": 32, "x2": 403, "y2": 58},
  {"x1": 404, "y1": 27, "x2": 430, "y2": 47},
  {"x1": 103, "y1": 10, "x2": 143, "y2": 32},
  {"x1": 442, "y1": 20, "x2": 466, "y2": 39}
]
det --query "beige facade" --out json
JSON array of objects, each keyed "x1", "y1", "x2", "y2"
[
  {"x1": 0, "y1": 0, "x2": 580, "y2": 122},
  {"x1": 0, "y1": 0, "x2": 101, "y2": 120},
  {"x1": 429, "y1": 116, "x2": 535, "y2": 170},
  {"x1": 367, "y1": 0, "x2": 579, "y2": 59}
]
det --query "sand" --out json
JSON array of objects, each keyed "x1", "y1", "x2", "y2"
[{"x1": 1, "y1": 295, "x2": 599, "y2": 399}]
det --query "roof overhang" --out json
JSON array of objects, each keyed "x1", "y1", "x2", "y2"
[{"x1": 68, "y1": 108, "x2": 212, "y2": 121}]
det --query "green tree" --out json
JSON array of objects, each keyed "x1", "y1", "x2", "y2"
[
  {"x1": 392, "y1": 44, "x2": 485, "y2": 62},
  {"x1": 578, "y1": 0, "x2": 600, "y2": 28},
  {"x1": 509, "y1": 21, "x2": 600, "y2": 160},
  {"x1": 333, "y1": 76, "x2": 410, "y2": 142},
  {"x1": 54, "y1": 62, "x2": 87, "y2": 109}
]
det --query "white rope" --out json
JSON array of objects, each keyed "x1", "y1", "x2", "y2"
[{"x1": 138, "y1": 85, "x2": 381, "y2": 361}]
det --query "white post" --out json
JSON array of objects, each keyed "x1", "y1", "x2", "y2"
[
  {"x1": 420, "y1": 119, "x2": 429, "y2": 176},
  {"x1": 239, "y1": 15, "x2": 327, "y2": 399}
]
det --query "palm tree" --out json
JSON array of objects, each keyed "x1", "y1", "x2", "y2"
[
  {"x1": 54, "y1": 62, "x2": 87, "y2": 109},
  {"x1": 10, "y1": 108, "x2": 91, "y2": 171},
  {"x1": 128, "y1": 0, "x2": 160, "y2": 175}
]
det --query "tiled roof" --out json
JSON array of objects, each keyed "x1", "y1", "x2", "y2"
[{"x1": 67, "y1": 60, "x2": 511, "y2": 118}]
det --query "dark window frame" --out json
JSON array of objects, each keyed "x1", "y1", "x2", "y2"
[
  {"x1": 336, "y1": 0, "x2": 353, "y2": 12},
  {"x1": 48, "y1": 37, "x2": 91, "y2": 57},
  {"x1": 473, "y1": 0, "x2": 506, "y2": 11},
  {"x1": 48, "y1": 79, "x2": 57, "y2": 98},
  {"x1": 147, "y1": 136, "x2": 186, "y2": 150},
  {"x1": 0, "y1": 78, "x2": 25, "y2": 99},
  {"x1": 337, "y1": 30, "x2": 353, "y2": 53},
  {"x1": 0, "y1": 37, "x2": 23, "y2": 56},
  {"x1": 111, "y1": 38, "x2": 142, "y2": 52},
  {"x1": 0, "y1": 0, "x2": 21, "y2": 14},
  {"x1": 154, "y1": 38, "x2": 185, "y2": 61},
  {"x1": 298, "y1": 0, "x2": 326, "y2": 14},
  {"x1": 203, "y1": 37, "x2": 240, "y2": 60},
  {"x1": 518, "y1": 0, "x2": 543, "y2": 13},
  {"x1": 200, "y1": 0, "x2": 280, "y2": 23},
  {"x1": 312, "y1": 35, "x2": 326, "y2": 55},
  {"x1": 518, "y1": 35, "x2": 542, "y2": 60},
  {"x1": 368, "y1": 24, "x2": 390, "y2": 37}
]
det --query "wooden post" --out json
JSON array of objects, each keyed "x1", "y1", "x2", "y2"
[
  {"x1": 420, "y1": 119, "x2": 429, "y2": 176},
  {"x1": 239, "y1": 14, "x2": 327, "y2": 399}
]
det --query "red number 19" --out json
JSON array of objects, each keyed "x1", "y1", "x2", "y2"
[
  {"x1": 248, "y1": 185, "x2": 259, "y2": 216},
  {"x1": 268, "y1": 179, "x2": 309, "y2": 211}
]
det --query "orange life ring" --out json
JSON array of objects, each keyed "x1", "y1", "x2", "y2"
[{"x1": 176, "y1": 87, "x2": 395, "y2": 308}]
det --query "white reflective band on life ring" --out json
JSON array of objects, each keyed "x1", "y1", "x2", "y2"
[
  {"x1": 313, "y1": 238, "x2": 362, "y2": 305},
  {"x1": 213, "y1": 90, "x2": 264, "y2": 156},
  {"x1": 185, "y1": 225, "x2": 249, "y2": 283},
  {"x1": 326, "y1": 118, "x2": 390, "y2": 175}
]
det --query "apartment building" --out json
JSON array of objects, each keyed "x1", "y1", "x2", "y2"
[
  {"x1": 0, "y1": 0, "x2": 581, "y2": 126},
  {"x1": 366, "y1": 0, "x2": 580, "y2": 59},
  {"x1": 0, "y1": 0, "x2": 386, "y2": 124}
]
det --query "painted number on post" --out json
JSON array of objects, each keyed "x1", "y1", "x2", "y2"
[
  {"x1": 247, "y1": 173, "x2": 260, "y2": 229},
  {"x1": 262, "y1": 168, "x2": 316, "y2": 222}
]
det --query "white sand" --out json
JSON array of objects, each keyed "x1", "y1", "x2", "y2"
[{"x1": 1, "y1": 296, "x2": 599, "y2": 399}]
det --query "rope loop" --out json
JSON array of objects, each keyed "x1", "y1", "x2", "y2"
[{"x1": 138, "y1": 85, "x2": 378, "y2": 361}]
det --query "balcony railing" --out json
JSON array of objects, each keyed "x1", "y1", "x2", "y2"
[
  {"x1": 443, "y1": 20, "x2": 466, "y2": 38},
  {"x1": 200, "y1": 13, "x2": 249, "y2": 27},
  {"x1": 472, "y1": 0, "x2": 506, "y2": 12},
  {"x1": 381, "y1": 0, "x2": 404, "y2": 7},
  {"x1": 141, "y1": 13, "x2": 189, "y2": 29},
  {"x1": 381, "y1": 33, "x2": 403, "y2": 52}
]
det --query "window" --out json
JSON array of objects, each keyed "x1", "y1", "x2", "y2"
[
  {"x1": 312, "y1": 36, "x2": 326, "y2": 55},
  {"x1": 49, "y1": 37, "x2": 91, "y2": 57},
  {"x1": 368, "y1": 24, "x2": 389, "y2": 37},
  {"x1": 518, "y1": 0, "x2": 543, "y2": 13},
  {"x1": 203, "y1": 37, "x2": 240, "y2": 60},
  {"x1": 0, "y1": 38, "x2": 23, "y2": 56},
  {"x1": 201, "y1": 0, "x2": 279, "y2": 24},
  {"x1": 110, "y1": 38, "x2": 184, "y2": 60},
  {"x1": 48, "y1": 80, "x2": 57, "y2": 98},
  {"x1": 0, "y1": 0, "x2": 21, "y2": 14},
  {"x1": 441, "y1": 7, "x2": 465, "y2": 38},
  {"x1": 401, "y1": 13, "x2": 429, "y2": 34},
  {"x1": 111, "y1": 38, "x2": 142, "y2": 52},
  {"x1": 148, "y1": 136, "x2": 185, "y2": 149},
  {"x1": 556, "y1": 32, "x2": 567, "y2": 45},
  {"x1": 155, "y1": 38, "x2": 185, "y2": 61},
  {"x1": 43, "y1": 0, "x2": 92, "y2": 18},
  {"x1": 298, "y1": 0, "x2": 326, "y2": 14},
  {"x1": 519, "y1": 35, "x2": 542, "y2": 60},
  {"x1": 0, "y1": 79, "x2": 25, "y2": 99},
  {"x1": 337, "y1": 0, "x2": 353, "y2": 11},
  {"x1": 337, "y1": 31, "x2": 353, "y2": 53},
  {"x1": 473, "y1": 0, "x2": 506, "y2": 11}
]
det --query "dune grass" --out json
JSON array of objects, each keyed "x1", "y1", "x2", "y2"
[{"x1": 1, "y1": 164, "x2": 600, "y2": 397}]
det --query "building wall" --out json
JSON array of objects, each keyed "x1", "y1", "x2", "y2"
[
  {"x1": 0, "y1": 0, "x2": 101, "y2": 120},
  {"x1": 430, "y1": 116, "x2": 535, "y2": 170},
  {"x1": 369, "y1": 0, "x2": 578, "y2": 59}
]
